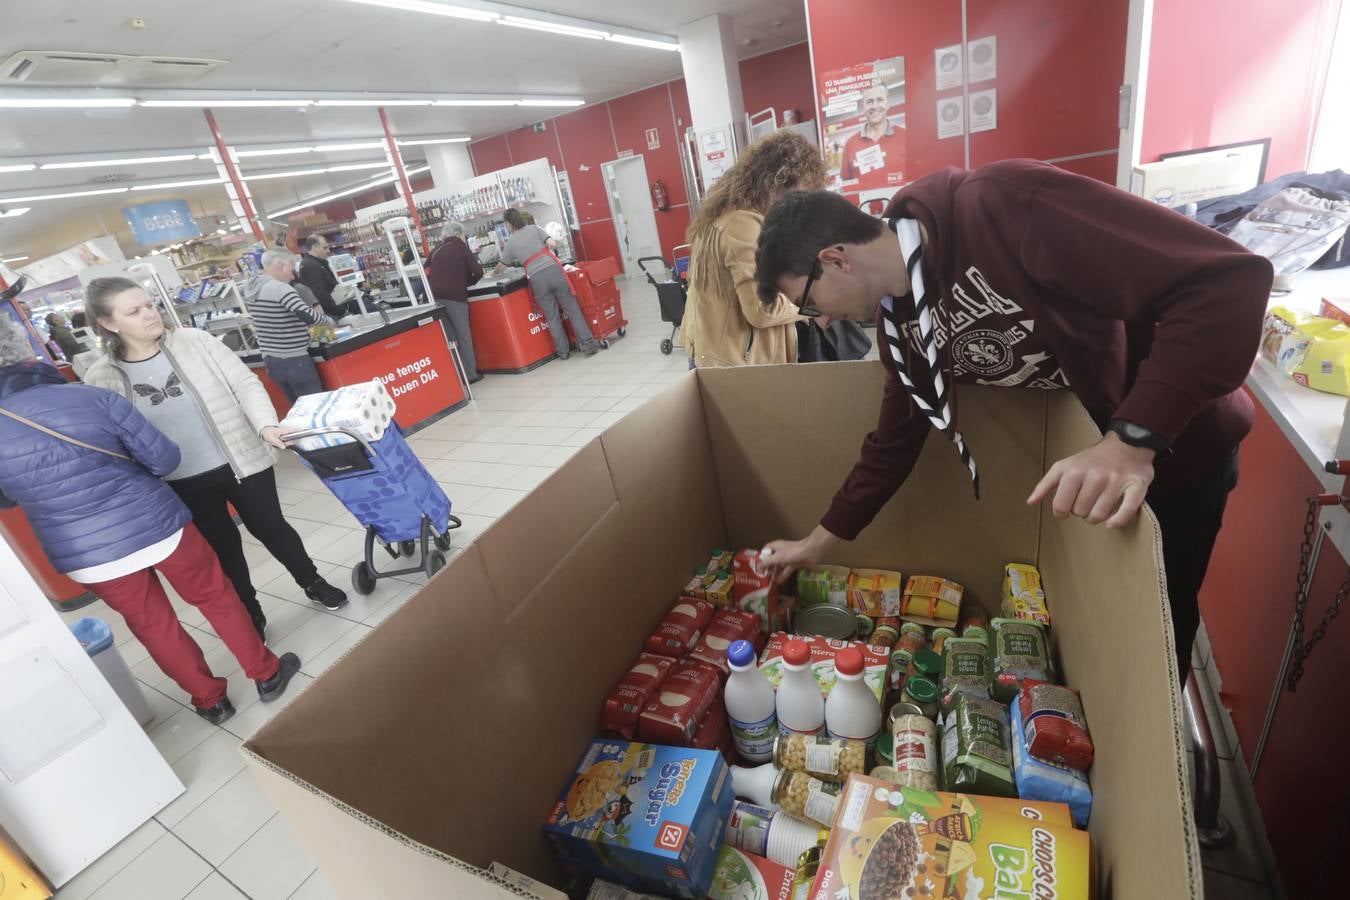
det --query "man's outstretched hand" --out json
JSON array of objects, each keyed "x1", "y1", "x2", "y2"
[
  {"x1": 760, "y1": 525, "x2": 842, "y2": 585},
  {"x1": 1027, "y1": 432, "x2": 1155, "y2": 528}
]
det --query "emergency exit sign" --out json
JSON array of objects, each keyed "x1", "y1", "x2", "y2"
[{"x1": 531, "y1": 121, "x2": 547, "y2": 133}]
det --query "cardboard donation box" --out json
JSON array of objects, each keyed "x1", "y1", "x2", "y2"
[{"x1": 244, "y1": 363, "x2": 1201, "y2": 900}]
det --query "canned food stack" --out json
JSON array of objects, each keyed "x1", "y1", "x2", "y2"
[{"x1": 546, "y1": 551, "x2": 1094, "y2": 899}]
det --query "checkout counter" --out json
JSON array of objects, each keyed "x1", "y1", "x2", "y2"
[
  {"x1": 1196, "y1": 266, "x2": 1350, "y2": 896},
  {"x1": 249, "y1": 304, "x2": 471, "y2": 431},
  {"x1": 465, "y1": 267, "x2": 558, "y2": 373}
]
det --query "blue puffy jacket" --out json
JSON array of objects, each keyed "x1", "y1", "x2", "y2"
[{"x1": 0, "y1": 362, "x2": 191, "y2": 574}]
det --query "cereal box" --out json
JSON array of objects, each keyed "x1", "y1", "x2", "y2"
[
  {"x1": 759, "y1": 633, "x2": 889, "y2": 705},
  {"x1": 797, "y1": 565, "x2": 851, "y2": 607},
  {"x1": 810, "y1": 774, "x2": 1087, "y2": 900},
  {"x1": 544, "y1": 740, "x2": 734, "y2": 899},
  {"x1": 1002, "y1": 563, "x2": 1051, "y2": 627},
  {"x1": 848, "y1": 569, "x2": 904, "y2": 618},
  {"x1": 901, "y1": 575, "x2": 964, "y2": 628},
  {"x1": 708, "y1": 844, "x2": 795, "y2": 900}
]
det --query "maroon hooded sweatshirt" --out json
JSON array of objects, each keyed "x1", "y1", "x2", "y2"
[{"x1": 821, "y1": 159, "x2": 1272, "y2": 541}]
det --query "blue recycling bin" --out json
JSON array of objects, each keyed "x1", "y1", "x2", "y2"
[{"x1": 69, "y1": 616, "x2": 155, "y2": 727}]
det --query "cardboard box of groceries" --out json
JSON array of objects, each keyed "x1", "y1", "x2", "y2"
[{"x1": 244, "y1": 363, "x2": 1201, "y2": 900}]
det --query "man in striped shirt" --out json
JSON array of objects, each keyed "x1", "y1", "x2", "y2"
[{"x1": 247, "y1": 249, "x2": 333, "y2": 403}]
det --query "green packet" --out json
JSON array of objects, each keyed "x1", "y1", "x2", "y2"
[
  {"x1": 991, "y1": 617, "x2": 1053, "y2": 703},
  {"x1": 796, "y1": 564, "x2": 850, "y2": 607},
  {"x1": 940, "y1": 637, "x2": 992, "y2": 714},
  {"x1": 941, "y1": 695, "x2": 1016, "y2": 798}
]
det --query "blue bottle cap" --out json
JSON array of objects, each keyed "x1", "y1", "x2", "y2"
[{"x1": 727, "y1": 639, "x2": 757, "y2": 668}]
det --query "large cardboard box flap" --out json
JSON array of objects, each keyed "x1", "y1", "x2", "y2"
[{"x1": 245, "y1": 363, "x2": 1201, "y2": 900}]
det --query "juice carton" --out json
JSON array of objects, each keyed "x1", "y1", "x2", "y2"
[
  {"x1": 733, "y1": 550, "x2": 788, "y2": 633},
  {"x1": 708, "y1": 844, "x2": 795, "y2": 900},
  {"x1": 544, "y1": 741, "x2": 734, "y2": 899}
]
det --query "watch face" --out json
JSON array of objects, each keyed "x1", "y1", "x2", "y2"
[{"x1": 1121, "y1": 422, "x2": 1149, "y2": 441}]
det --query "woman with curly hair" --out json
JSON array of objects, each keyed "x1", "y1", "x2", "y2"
[{"x1": 683, "y1": 130, "x2": 826, "y2": 367}]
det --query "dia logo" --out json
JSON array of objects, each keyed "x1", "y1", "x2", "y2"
[{"x1": 655, "y1": 821, "x2": 688, "y2": 853}]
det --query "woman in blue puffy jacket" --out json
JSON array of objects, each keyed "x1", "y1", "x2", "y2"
[{"x1": 0, "y1": 322, "x2": 300, "y2": 725}]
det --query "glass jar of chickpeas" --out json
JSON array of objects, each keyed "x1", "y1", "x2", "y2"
[
  {"x1": 770, "y1": 769, "x2": 843, "y2": 828},
  {"x1": 773, "y1": 734, "x2": 867, "y2": 783}
]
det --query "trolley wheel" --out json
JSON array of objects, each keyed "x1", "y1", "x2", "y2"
[
  {"x1": 660, "y1": 338, "x2": 673, "y2": 355},
  {"x1": 398, "y1": 539, "x2": 417, "y2": 558},
  {"x1": 351, "y1": 562, "x2": 377, "y2": 596},
  {"x1": 617, "y1": 327, "x2": 627, "y2": 337},
  {"x1": 599, "y1": 339, "x2": 610, "y2": 350},
  {"x1": 424, "y1": 550, "x2": 447, "y2": 578},
  {"x1": 434, "y1": 531, "x2": 453, "y2": 552}
]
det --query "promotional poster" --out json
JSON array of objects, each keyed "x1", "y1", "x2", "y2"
[{"x1": 820, "y1": 55, "x2": 906, "y2": 195}]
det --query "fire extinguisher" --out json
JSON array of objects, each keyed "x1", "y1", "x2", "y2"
[{"x1": 652, "y1": 179, "x2": 669, "y2": 212}]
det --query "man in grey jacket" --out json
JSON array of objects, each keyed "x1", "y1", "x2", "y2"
[{"x1": 248, "y1": 250, "x2": 333, "y2": 402}]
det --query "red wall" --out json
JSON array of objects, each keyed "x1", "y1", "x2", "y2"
[
  {"x1": 1141, "y1": 0, "x2": 1340, "y2": 178},
  {"x1": 468, "y1": 43, "x2": 815, "y2": 267},
  {"x1": 804, "y1": 0, "x2": 1127, "y2": 187}
]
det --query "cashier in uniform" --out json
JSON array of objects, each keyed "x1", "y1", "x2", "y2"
[
  {"x1": 752, "y1": 162, "x2": 1273, "y2": 680},
  {"x1": 838, "y1": 83, "x2": 906, "y2": 192},
  {"x1": 501, "y1": 208, "x2": 600, "y2": 360},
  {"x1": 425, "y1": 220, "x2": 483, "y2": 383}
]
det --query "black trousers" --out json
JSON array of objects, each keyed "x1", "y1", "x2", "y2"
[
  {"x1": 1148, "y1": 450, "x2": 1240, "y2": 679},
  {"x1": 170, "y1": 465, "x2": 319, "y2": 621}
]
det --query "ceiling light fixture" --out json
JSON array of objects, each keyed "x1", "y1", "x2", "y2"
[
  {"x1": 395, "y1": 136, "x2": 471, "y2": 146},
  {"x1": 339, "y1": 0, "x2": 499, "y2": 22},
  {"x1": 325, "y1": 162, "x2": 393, "y2": 173},
  {"x1": 130, "y1": 177, "x2": 226, "y2": 191},
  {"x1": 432, "y1": 99, "x2": 519, "y2": 106},
  {"x1": 234, "y1": 146, "x2": 314, "y2": 158},
  {"x1": 0, "y1": 97, "x2": 136, "y2": 109},
  {"x1": 498, "y1": 16, "x2": 606, "y2": 40},
  {"x1": 269, "y1": 164, "x2": 429, "y2": 218},
  {"x1": 0, "y1": 186, "x2": 131, "y2": 202},
  {"x1": 314, "y1": 99, "x2": 433, "y2": 107},
  {"x1": 607, "y1": 34, "x2": 680, "y2": 51},
  {"x1": 516, "y1": 98, "x2": 586, "y2": 107},
  {"x1": 0, "y1": 163, "x2": 36, "y2": 173},
  {"x1": 312, "y1": 141, "x2": 386, "y2": 152},
  {"x1": 139, "y1": 98, "x2": 313, "y2": 108},
  {"x1": 41, "y1": 153, "x2": 202, "y2": 170},
  {"x1": 2, "y1": 255, "x2": 28, "y2": 263},
  {"x1": 244, "y1": 168, "x2": 328, "y2": 181},
  {"x1": 0, "y1": 208, "x2": 30, "y2": 218}
]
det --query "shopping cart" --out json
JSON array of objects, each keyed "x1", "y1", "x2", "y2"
[
  {"x1": 282, "y1": 424, "x2": 461, "y2": 595},
  {"x1": 638, "y1": 249, "x2": 689, "y2": 355}
]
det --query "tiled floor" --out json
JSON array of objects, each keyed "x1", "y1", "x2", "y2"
[
  {"x1": 54, "y1": 275, "x2": 690, "y2": 899},
  {"x1": 48, "y1": 276, "x2": 1282, "y2": 898}
]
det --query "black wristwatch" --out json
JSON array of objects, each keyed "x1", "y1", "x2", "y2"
[{"x1": 1107, "y1": 419, "x2": 1171, "y2": 458}]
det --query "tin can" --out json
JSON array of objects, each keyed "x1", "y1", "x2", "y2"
[{"x1": 796, "y1": 603, "x2": 857, "y2": 640}]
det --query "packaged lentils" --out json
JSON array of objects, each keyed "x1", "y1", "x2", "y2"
[
  {"x1": 941, "y1": 694, "x2": 1017, "y2": 797},
  {"x1": 992, "y1": 617, "x2": 1053, "y2": 703},
  {"x1": 940, "y1": 637, "x2": 992, "y2": 714}
]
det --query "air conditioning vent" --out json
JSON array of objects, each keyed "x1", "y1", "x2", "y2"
[{"x1": 0, "y1": 50, "x2": 226, "y2": 86}]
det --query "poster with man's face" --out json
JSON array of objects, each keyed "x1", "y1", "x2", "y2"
[{"x1": 820, "y1": 56, "x2": 906, "y2": 195}]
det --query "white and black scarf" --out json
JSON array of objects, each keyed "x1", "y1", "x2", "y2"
[{"x1": 879, "y1": 217, "x2": 980, "y2": 499}]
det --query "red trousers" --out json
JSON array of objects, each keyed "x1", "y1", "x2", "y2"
[{"x1": 85, "y1": 524, "x2": 280, "y2": 709}]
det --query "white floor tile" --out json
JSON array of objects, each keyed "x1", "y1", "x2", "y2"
[
  {"x1": 55, "y1": 819, "x2": 167, "y2": 900},
  {"x1": 288, "y1": 870, "x2": 340, "y2": 900},
  {"x1": 406, "y1": 437, "x2": 462, "y2": 458},
  {"x1": 141, "y1": 683, "x2": 188, "y2": 730},
  {"x1": 533, "y1": 445, "x2": 583, "y2": 467},
  {"x1": 147, "y1": 704, "x2": 218, "y2": 763},
  {"x1": 219, "y1": 814, "x2": 317, "y2": 900},
  {"x1": 438, "y1": 482, "x2": 496, "y2": 509},
  {"x1": 271, "y1": 610, "x2": 358, "y2": 665},
  {"x1": 173, "y1": 767, "x2": 278, "y2": 866},
  {"x1": 87, "y1": 833, "x2": 211, "y2": 900},
  {"x1": 184, "y1": 872, "x2": 249, "y2": 899},
  {"x1": 157, "y1": 728, "x2": 247, "y2": 827},
  {"x1": 302, "y1": 622, "x2": 371, "y2": 677},
  {"x1": 561, "y1": 427, "x2": 603, "y2": 447},
  {"x1": 474, "y1": 488, "x2": 530, "y2": 517}
]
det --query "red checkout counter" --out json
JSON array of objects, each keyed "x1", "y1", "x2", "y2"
[
  {"x1": 465, "y1": 273, "x2": 558, "y2": 373},
  {"x1": 251, "y1": 305, "x2": 470, "y2": 429}
]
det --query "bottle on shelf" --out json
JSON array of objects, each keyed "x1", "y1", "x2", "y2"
[
  {"x1": 777, "y1": 639, "x2": 824, "y2": 736},
  {"x1": 825, "y1": 647, "x2": 883, "y2": 748},
  {"x1": 725, "y1": 640, "x2": 777, "y2": 763}
]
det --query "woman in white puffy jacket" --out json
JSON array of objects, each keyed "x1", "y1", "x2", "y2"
[{"x1": 82, "y1": 277, "x2": 348, "y2": 638}]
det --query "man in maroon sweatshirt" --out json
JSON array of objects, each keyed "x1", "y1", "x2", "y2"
[{"x1": 754, "y1": 159, "x2": 1272, "y2": 677}]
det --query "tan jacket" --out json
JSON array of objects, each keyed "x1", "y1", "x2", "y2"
[
  {"x1": 684, "y1": 209, "x2": 803, "y2": 367},
  {"x1": 83, "y1": 327, "x2": 279, "y2": 480}
]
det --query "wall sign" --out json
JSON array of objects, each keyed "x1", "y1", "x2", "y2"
[
  {"x1": 820, "y1": 55, "x2": 907, "y2": 195},
  {"x1": 122, "y1": 200, "x2": 201, "y2": 247},
  {"x1": 645, "y1": 128, "x2": 660, "y2": 150}
]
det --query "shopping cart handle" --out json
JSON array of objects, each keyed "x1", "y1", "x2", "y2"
[{"x1": 280, "y1": 426, "x2": 378, "y2": 457}]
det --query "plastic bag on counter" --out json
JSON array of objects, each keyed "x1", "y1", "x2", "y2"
[
  {"x1": 1260, "y1": 305, "x2": 1350, "y2": 395},
  {"x1": 1227, "y1": 186, "x2": 1350, "y2": 276}
]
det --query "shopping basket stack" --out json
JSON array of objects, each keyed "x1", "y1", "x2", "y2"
[
  {"x1": 564, "y1": 257, "x2": 628, "y2": 347},
  {"x1": 280, "y1": 383, "x2": 460, "y2": 594},
  {"x1": 639, "y1": 245, "x2": 689, "y2": 355}
]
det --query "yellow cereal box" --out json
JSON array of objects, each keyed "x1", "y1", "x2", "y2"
[
  {"x1": 811, "y1": 775, "x2": 1088, "y2": 900},
  {"x1": 1002, "y1": 563, "x2": 1051, "y2": 627},
  {"x1": 848, "y1": 569, "x2": 904, "y2": 617}
]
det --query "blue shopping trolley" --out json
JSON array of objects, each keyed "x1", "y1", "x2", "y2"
[{"x1": 283, "y1": 424, "x2": 461, "y2": 595}]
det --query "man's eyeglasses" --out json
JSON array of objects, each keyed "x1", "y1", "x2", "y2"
[{"x1": 796, "y1": 258, "x2": 823, "y2": 318}]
